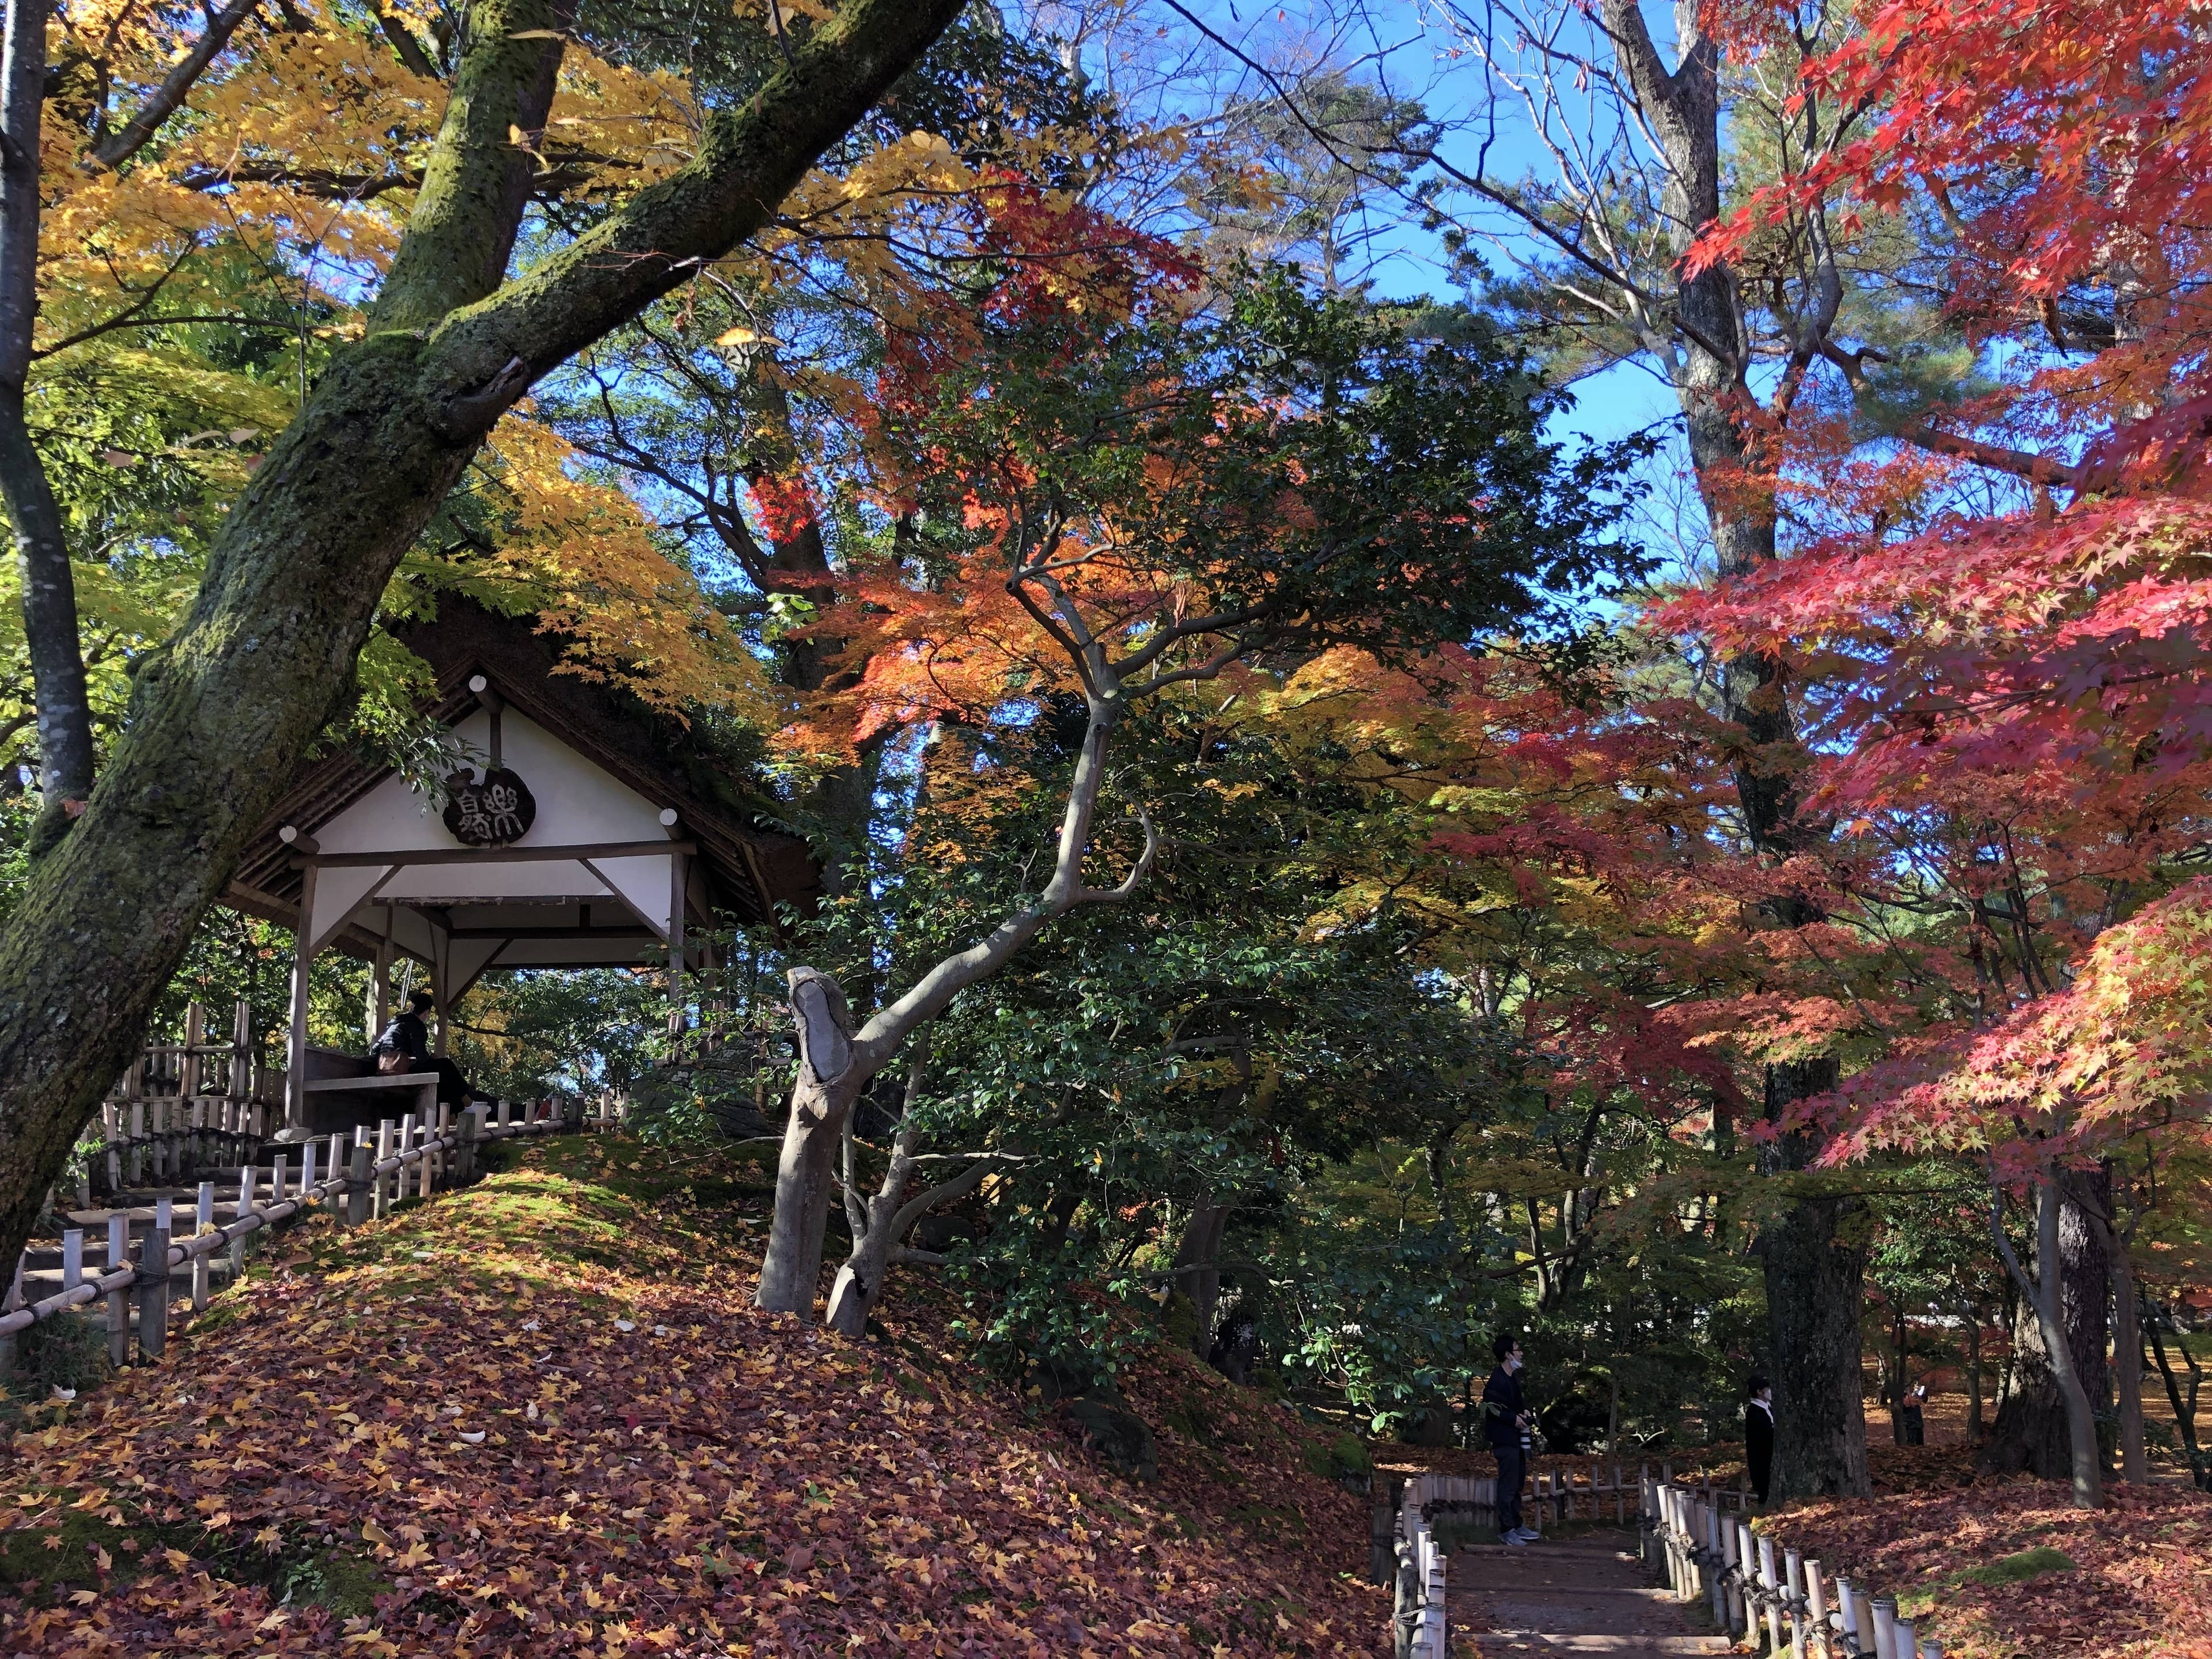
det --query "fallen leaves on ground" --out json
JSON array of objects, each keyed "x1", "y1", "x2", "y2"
[
  {"x1": 1767, "y1": 1479, "x2": 2212, "y2": 1659},
  {"x1": 0, "y1": 1135, "x2": 1387, "y2": 1656}
]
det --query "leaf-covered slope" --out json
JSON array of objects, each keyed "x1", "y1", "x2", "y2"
[
  {"x1": 0, "y1": 1136, "x2": 1387, "y2": 1656},
  {"x1": 1770, "y1": 1482, "x2": 2212, "y2": 1659}
]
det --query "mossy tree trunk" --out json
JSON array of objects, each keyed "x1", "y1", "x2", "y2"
[{"x1": 0, "y1": 0, "x2": 969, "y2": 1280}]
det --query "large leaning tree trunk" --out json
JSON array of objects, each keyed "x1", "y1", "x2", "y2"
[
  {"x1": 1990, "y1": 1165, "x2": 2106, "y2": 1508},
  {"x1": 0, "y1": 0, "x2": 970, "y2": 1279},
  {"x1": 1984, "y1": 1164, "x2": 2111, "y2": 1487},
  {"x1": 756, "y1": 683, "x2": 1155, "y2": 1317}
]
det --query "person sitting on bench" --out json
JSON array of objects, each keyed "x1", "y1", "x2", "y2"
[{"x1": 371, "y1": 989, "x2": 475, "y2": 1109}]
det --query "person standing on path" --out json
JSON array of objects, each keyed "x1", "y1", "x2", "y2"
[
  {"x1": 1745, "y1": 1376, "x2": 1775, "y2": 1505},
  {"x1": 1484, "y1": 1334, "x2": 1539, "y2": 1544}
]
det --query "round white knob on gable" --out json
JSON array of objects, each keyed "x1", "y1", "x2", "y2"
[
  {"x1": 658, "y1": 808, "x2": 679, "y2": 827},
  {"x1": 467, "y1": 673, "x2": 488, "y2": 694}
]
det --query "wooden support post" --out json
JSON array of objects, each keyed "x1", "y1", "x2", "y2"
[
  {"x1": 137, "y1": 1210, "x2": 171, "y2": 1361},
  {"x1": 297, "y1": 1141, "x2": 317, "y2": 1209},
  {"x1": 231, "y1": 999, "x2": 252, "y2": 1117},
  {"x1": 368, "y1": 914, "x2": 392, "y2": 1048},
  {"x1": 271, "y1": 1153, "x2": 289, "y2": 1205},
  {"x1": 456, "y1": 1103, "x2": 480, "y2": 1185},
  {"x1": 344, "y1": 1139, "x2": 372, "y2": 1228},
  {"x1": 181, "y1": 1002, "x2": 204, "y2": 1121},
  {"x1": 666, "y1": 837, "x2": 688, "y2": 1042},
  {"x1": 285, "y1": 844, "x2": 319, "y2": 1136},
  {"x1": 106, "y1": 1215, "x2": 130, "y2": 1368},
  {"x1": 192, "y1": 1181, "x2": 214, "y2": 1310},
  {"x1": 62, "y1": 1228, "x2": 82, "y2": 1294}
]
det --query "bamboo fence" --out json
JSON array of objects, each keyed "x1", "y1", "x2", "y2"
[{"x1": 1644, "y1": 1474, "x2": 1945, "y2": 1659}]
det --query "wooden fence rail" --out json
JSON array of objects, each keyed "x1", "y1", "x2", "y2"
[
  {"x1": 1643, "y1": 1476, "x2": 1945, "y2": 1659},
  {"x1": 1392, "y1": 1474, "x2": 1447, "y2": 1659},
  {"x1": 1384, "y1": 1459, "x2": 1762, "y2": 1657},
  {"x1": 0, "y1": 1100, "x2": 600, "y2": 1362}
]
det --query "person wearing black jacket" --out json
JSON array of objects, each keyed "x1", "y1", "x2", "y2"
[
  {"x1": 370, "y1": 989, "x2": 475, "y2": 1110},
  {"x1": 1483, "y1": 1334, "x2": 1537, "y2": 1544},
  {"x1": 1745, "y1": 1376, "x2": 1775, "y2": 1505}
]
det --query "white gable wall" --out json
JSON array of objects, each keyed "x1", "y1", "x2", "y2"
[
  {"x1": 315, "y1": 709, "x2": 670, "y2": 855},
  {"x1": 302, "y1": 707, "x2": 683, "y2": 961}
]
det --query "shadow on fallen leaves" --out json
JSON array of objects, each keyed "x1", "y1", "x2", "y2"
[
  {"x1": 0, "y1": 1134, "x2": 1389, "y2": 1656},
  {"x1": 1768, "y1": 1478, "x2": 2212, "y2": 1659}
]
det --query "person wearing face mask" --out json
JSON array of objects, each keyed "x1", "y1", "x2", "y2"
[
  {"x1": 1484, "y1": 1334, "x2": 1539, "y2": 1544},
  {"x1": 1745, "y1": 1376, "x2": 1775, "y2": 1505}
]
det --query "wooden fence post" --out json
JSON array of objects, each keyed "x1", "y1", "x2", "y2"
[
  {"x1": 0, "y1": 1254, "x2": 22, "y2": 1381},
  {"x1": 373, "y1": 1121, "x2": 393, "y2": 1219},
  {"x1": 106, "y1": 1215, "x2": 130, "y2": 1369},
  {"x1": 192, "y1": 1181, "x2": 214, "y2": 1310},
  {"x1": 137, "y1": 1205, "x2": 171, "y2": 1361},
  {"x1": 457, "y1": 1104, "x2": 480, "y2": 1185},
  {"x1": 1368, "y1": 1476, "x2": 1394, "y2": 1586},
  {"x1": 345, "y1": 1141, "x2": 373, "y2": 1228},
  {"x1": 232, "y1": 1165, "x2": 257, "y2": 1279},
  {"x1": 399, "y1": 1114, "x2": 418, "y2": 1203}
]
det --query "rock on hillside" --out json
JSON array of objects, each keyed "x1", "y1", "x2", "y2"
[{"x1": 0, "y1": 1135, "x2": 1388, "y2": 1656}]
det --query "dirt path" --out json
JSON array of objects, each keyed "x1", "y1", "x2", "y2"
[{"x1": 1448, "y1": 1534, "x2": 1733, "y2": 1657}]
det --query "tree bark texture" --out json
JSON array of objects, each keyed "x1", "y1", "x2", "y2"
[
  {"x1": 0, "y1": 0, "x2": 970, "y2": 1283},
  {"x1": 1596, "y1": 0, "x2": 1871, "y2": 1499},
  {"x1": 1984, "y1": 1169, "x2": 2108, "y2": 1482},
  {"x1": 1761, "y1": 1197, "x2": 1870, "y2": 1502},
  {"x1": 0, "y1": 0, "x2": 96, "y2": 816},
  {"x1": 1987, "y1": 1172, "x2": 2106, "y2": 1506},
  {"x1": 1173, "y1": 1201, "x2": 1232, "y2": 1358},
  {"x1": 757, "y1": 685, "x2": 1153, "y2": 1317},
  {"x1": 758, "y1": 968, "x2": 862, "y2": 1316},
  {"x1": 823, "y1": 1058, "x2": 1002, "y2": 1339},
  {"x1": 2112, "y1": 1246, "x2": 2146, "y2": 1482}
]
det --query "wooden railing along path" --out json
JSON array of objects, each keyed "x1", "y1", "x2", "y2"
[
  {"x1": 0, "y1": 1093, "x2": 624, "y2": 1373},
  {"x1": 1645, "y1": 1474, "x2": 1946, "y2": 1659},
  {"x1": 1387, "y1": 1460, "x2": 1756, "y2": 1659}
]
